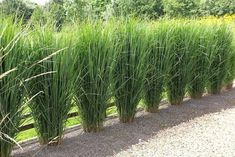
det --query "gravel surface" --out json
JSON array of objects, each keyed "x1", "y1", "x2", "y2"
[{"x1": 13, "y1": 88, "x2": 235, "y2": 157}]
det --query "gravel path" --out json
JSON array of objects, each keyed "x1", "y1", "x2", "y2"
[{"x1": 13, "y1": 88, "x2": 235, "y2": 157}]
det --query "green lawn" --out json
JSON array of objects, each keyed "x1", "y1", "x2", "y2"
[
  {"x1": 16, "y1": 106, "x2": 117, "y2": 141},
  {"x1": 17, "y1": 94, "x2": 167, "y2": 141}
]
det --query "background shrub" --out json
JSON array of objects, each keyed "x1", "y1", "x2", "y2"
[
  {"x1": 199, "y1": 0, "x2": 235, "y2": 16},
  {"x1": 163, "y1": 0, "x2": 199, "y2": 17},
  {"x1": 113, "y1": 0, "x2": 164, "y2": 19}
]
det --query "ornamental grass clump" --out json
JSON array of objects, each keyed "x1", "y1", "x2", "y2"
[
  {"x1": 166, "y1": 22, "x2": 193, "y2": 105},
  {"x1": 143, "y1": 22, "x2": 174, "y2": 112},
  {"x1": 113, "y1": 20, "x2": 148, "y2": 122},
  {"x1": 207, "y1": 25, "x2": 233, "y2": 94},
  {"x1": 74, "y1": 21, "x2": 115, "y2": 132},
  {"x1": 0, "y1": 18, "x2": 27, "y2": 157},
  {"x1": 187, "y1": 24, "x2": 210, "y2": 99},
  {"x1": 224, "y1": 42, "x2": 235, "y2": 90},
  {"x1": 26, "y1": 26, "x2": 75, "y2": 145}
]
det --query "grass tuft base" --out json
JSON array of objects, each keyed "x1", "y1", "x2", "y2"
[
  {"x1": 145, "y1": 106, "x2": 159, "y2": 113},
  {"x1": 170, "y1": 99, "x2": 183, "y2": 106},
  {"x1": 190, "y1": 93, "x2": 203, "y2": 99},
  {"x1": 39, "y1": 137, "x2": 63, "y2": 146},
  {"x1": 225, "y1": 83, "x2": 233, "y2": 90},
  {"x1": 83, "y1": 125, "x2": 103, "y2": 133},
  {"x1": 209, "y1": 89, "x2": 221, "y2": 95},
  {"x1": 119, "y1": 116, "x2": 135, "y2": 123}
]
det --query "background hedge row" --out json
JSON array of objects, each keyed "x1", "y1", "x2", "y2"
[{"x1": 1, "y1": 0, "x2": 235, "y2": 30}]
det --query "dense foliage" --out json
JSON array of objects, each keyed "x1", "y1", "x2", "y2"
[
  {"x1": 0, "y1": 0, "x2": 34, "y2": 21},
  {"x1": 163, "y1": 0, "x2": 199, "y2": 17}
]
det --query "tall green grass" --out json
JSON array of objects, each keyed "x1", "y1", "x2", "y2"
[
  {"x1": 224, "y1": 41, "x2": 235, "y2": 90},
  {"x1": 113, "y1": 20, "x2": 148, "y2": 122},
  {"x1": 207, "y1": 25, "x2": 233, "y2": 94},
  {"x1": 187, "y1": 24, "x2": 209, "y2": 99},
  {"x1": 166, "y1": 22, "x2": 193, "y2": 105},
  {"x1": 143, "y1": 22, "x2": 173, "y2": 112},
  {"x1": 73, "y1": 21, "x2": 115, "y2": 132},
  {"x1": 1, "y1": 18, "x2": 235, "y2": 148},
  {"x1": 26, "y1": 26, "x2": 75, "y2": 145},
  {"x1": 0, "y1": 18, "x2": 27, "y2": 157}
]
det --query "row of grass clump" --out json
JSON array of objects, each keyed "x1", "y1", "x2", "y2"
[{"x1": 1, "y1": 17, "x2": 235, "y2": 157}]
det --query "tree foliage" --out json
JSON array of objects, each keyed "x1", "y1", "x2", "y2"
[
  {"x1": 113, "y1": 0, "x2": 164, "y2": 19},
  {"x1": 30, "y1": 6, "x2": 47, "y2": 25},
  {"x1": 1, "y1": 0, "x2": 235, "y2": 27},
  {"x1": 199, "y1": 0, "x2": 235, "y2": 16},
  {"x1": 0, "y1": 0, "x2": 35, "y2": 21},
  {"x1": 163, "y1": 0, "x2": 199, "y2": 17},
  {"x1": 47, "y1": 2, "x2": 66, "y2": 31}
]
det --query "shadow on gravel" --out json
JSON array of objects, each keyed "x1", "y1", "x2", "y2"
[{"x1": 13, "y1": 89, "x2": 235, "y2": 157}]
